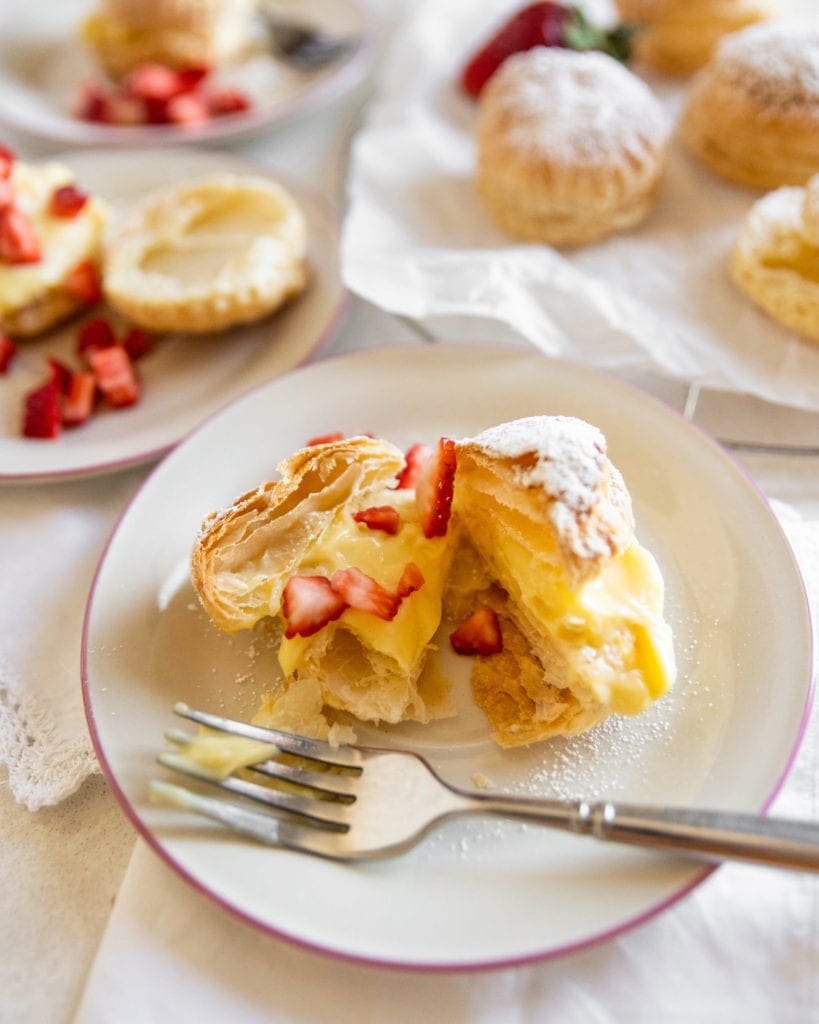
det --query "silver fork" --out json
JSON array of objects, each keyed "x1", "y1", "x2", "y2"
[{"x1": 151, "y1": 704, "x2": 819, "y2": 870}]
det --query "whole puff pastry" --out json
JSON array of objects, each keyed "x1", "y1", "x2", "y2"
[
  {"x1": 681, "y1": 23, "x2": 819, "y2": 189},
  {"x1": 615, "y1": 0, "x2": 778, "y2": 75},
  {"x1": 476, "y1": 48, "x2": 671, "y2": 246},
  {"x1": 104, "y1": 174, "x2": 307, "y2": 334},
  {"x1": 731, "y1": 174, "x2": 819, "y2": 343}
]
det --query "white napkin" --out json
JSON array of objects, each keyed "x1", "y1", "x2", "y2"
[
  {"x1": 0, "y1": 470, "x2": 142, "y2": 810},
  {"x1": 341, "y1": 0, "x2": 819, "y2": 411},
  {"x1": 75, "y1": 505, "x2": 819, "y2": 1023}
]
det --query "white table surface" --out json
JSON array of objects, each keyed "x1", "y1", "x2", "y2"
[{"x1": 2, "y1": 9, "x2": 819, "y2": 1024}]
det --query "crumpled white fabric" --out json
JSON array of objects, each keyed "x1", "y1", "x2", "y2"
[{"x1": 341, "y1": 0, "x2": 819, "y2": 411}]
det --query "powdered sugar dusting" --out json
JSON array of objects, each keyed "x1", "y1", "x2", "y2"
[
  {"x1": 716, "y1": 22, "x2": 819, "y2": 108},
  {"x1": 485, "y1": 48, "x2": 669, "y2": 166}
]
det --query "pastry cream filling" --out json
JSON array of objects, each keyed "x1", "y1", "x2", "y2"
[
  {"x1": 278, "y1": 491, "x2": 455, "y2": 677},
  {"x1": 0, "y1": 163, "x2": 106, "y2": 315}
]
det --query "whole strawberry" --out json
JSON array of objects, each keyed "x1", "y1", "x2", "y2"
[{"x1": 460, "y1": 2, "x2": 634, "y2": 98}]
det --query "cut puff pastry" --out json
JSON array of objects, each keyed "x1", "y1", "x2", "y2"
[
  {"x1": 193, "y1": 437, "x2": 459, "y2": 734},
  {"x1": 453, "y1": 417, "x2": 675, "y2": 747},
  {"x1": 104, "y1": 174, "x2": 307, "y2": 334},
  {"x1": 730, "y1": 174, "x2": 819, "y2": 343}
]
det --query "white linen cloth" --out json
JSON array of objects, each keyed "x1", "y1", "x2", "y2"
[{"x1": 341, "y1": 0, "x2": 819, "y2": 411}]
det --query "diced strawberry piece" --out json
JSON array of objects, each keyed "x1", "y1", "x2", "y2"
[
  {"x1": 282, "y1": 575, "x2": 347, "y2": 639},
  {"x1": 105, "y1": 93, "x2": 147, "y2": 126},
  {"x1": 209, "y1": 88, "x2": 251, "y2": 117},
  {"x1": 78, "y1": 82, "x2": 111, "y2": 123},
  {"x1": 166, "y1": 91, "x2": 210, "y2": 127},
  {"x1": 176, "y1": 67, "x2": 211, "y2": 92},
  {"x1": 50, "y1": 185, "x2": 89, "y2": 218},
  {"x1": 396, "y1": 562, "x2": 425, "y2": 600},
  {"x1": 64, "y1": 261, "x2": 103, "y2": 305},
  {"x1": 353, "y1": 505, "x2": 400, "y2": 536},
  {"x1": 61, "y1": 371, "x2": 96, "y2": 427},
  {"x1": 330, "y1": 567, "x2": 400, "y2": 621},
  {"x1": 46, "y1": 356, "x2": 73, "y2": 394},
  {"x1": 77, "y1": 317, "x2": 116, "y2": 360},
  {"x1": 395, "y1": 442, "x2": 431, "y2": 489},
  {"x1": 415, "y1": 437, "x2": 457, "y2": 539},
  {"x1": 0, "y1": 333, "x2": 16, "y2": 374},
  {"x1": 0, "y1": 145, "x2": 15, "y2": 180},
  {"x1": 89, "y1": 344, "x2": 140, "y2": 408},
  {"x1": 22, "y1": 380, "x2": 61, "y2": 439},
  {"x1": 0, "y1": 179, "x2": 14, "y2": 210},
  {"x1": 450, "y1": 608, "x2": 503, "y2": 656},
  {"x1": 0, "y1": 206, "x2": 41, "y2": 264},
  {"x1": 122, "y1": 327, "x2": 153, "y2": 361},
  {"x1": 306, "y1": 431, "x2": 344, "y2": 446},
  {"x1": 124, "y1": 63, "x2": 187, "y2": 103}
]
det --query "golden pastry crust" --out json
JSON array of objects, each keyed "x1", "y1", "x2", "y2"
[
  {"x1": 615, "y1": 0, "x2": 778, "y2": 75},
  {"x1": 731, "y1": 179, "x2": 819, "y2": 342},
  {"x1": 801, "y1": 174, "x2": 819, "y2": 247},
  {"x1": 0, "y1": 162, "x2": 107, "y2": 338},
  {"x1": 681, "y1": 23, "x2": 819, "y2": 189},
  {"x1": 104, "y1": 174, "x2": 307, "y2": 334},
  {"x1": 476, "y1": 48, "x2": 670, "y2": 246}
]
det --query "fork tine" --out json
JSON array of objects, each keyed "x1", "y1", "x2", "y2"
[
  {"x1": 173, "y1": 702, "x2": 361, "y2": 771},
  {"x1": 158, "y1": 753, "x2": 349, "y2": 830}
]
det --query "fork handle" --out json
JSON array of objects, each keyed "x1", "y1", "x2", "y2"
[{"x1": 462, "y1": 796, "x2": 819, "y2": 872}]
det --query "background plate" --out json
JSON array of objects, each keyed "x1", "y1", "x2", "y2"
[{"x1": 83, "y1": 344, "x2": 813, "y2": 969}]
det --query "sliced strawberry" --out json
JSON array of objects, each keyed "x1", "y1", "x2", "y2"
[
  {"x1": 0, "y1": 179, "x2": 14, "y2": 210},
  {"x1": 122, "y1": 327, "x2": 153, "y2": 361},
  {"x1": 450, "y1": 608, "x2": 503, "y2": 656},
  {"x1": 50, "y1": 185, "x2": 88, "y2": 219},
  {"x1": 0, "y1": 206, "x2": 41, "y2": 264},
  {"x1": 77, "y1": 317, "x2": 116, "y2": 360},
  {"x1": 77, "y1": 82, "x2": 111, "y2": 123},
  {"x1": 105, "y1": 93, "x2": 146, "y2": 126},
  {"x1": 306, "y1": 431, "x2": 344, "y2": 446},
  {"x1": 22, "y1": 380, "x2": 61, "y2": 439},
  {"x1": 176, "y1": 66, "x2": 211, "y2": 92},
  {"x1": 123, "y1": 63, "x2": 187, "y2": 103},
  {"x1": 415, "y1": 437, "x2": 457, "y2": 539},
  {"x1": 353, "y1": 505, "x2": 400, "y2": 536},
  {"x1": 396, "y1": 562, "x2": 425, "y2": 600},
  {"x1": 0, "y1": 333, "x2": 16, "y2": 374},
  {"x1": 282, "y1": 575, "x2": 347, "y2": 639},
  {"x1": 209, "y1": 88, "x2": 251, "y2": 117},
  {"x1": 330, "y1": 567, "x2": 400, "y2": 621},
  {"x1": 64, "y1": 260, "x2": 103, "y2": 305},
  {"x1": 166, "y1": 91, "x2": 210, "y2": 127},
  {"x1": 395, "y1": 442, "x2": 431, "y2": 490},
  {"x1": 89, "y1": 344, "x2": 140, "y2": 408},
  {"x1": 61, "y1": 371, "x2": 96, "y2": 427},
  {"x1": 46, "y1": 356, "x2": 73, "y2": 394},
  {"x1": 0, "y1": 144, "x2": 15, "y2": 180}
]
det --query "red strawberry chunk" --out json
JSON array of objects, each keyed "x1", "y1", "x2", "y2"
[
  {"x1": 330, "y1": 567, "x2": 400, "y2": 621},
  {"x1": 47, "y1": 356, "x2": 73, "y2": 393},
  {"x1": 450, "y1": 608, "x2": 503, "y2": 656},
  {"x1": 306, "y1": 431, "x2": 345, "y2": 446},
  {"x1": 64, "y1": 261, "x2": 103, "y2": 305},
  {"x1": 124, "y1": 63, "x2": 188, "y2": 103},
  {"x1": 176, "y1": 67, "x2": 211, "y2": 92},
  {"x1": 89, "y1": 344, "x2": 140, "y2": 408},
  {"x1": 415, "y1": 437, "x2": 457, "y2": 539},
  {"x1": 0, "y1": 144, "x2": 15, "y2": 180},
  {"x1": 0, "y1": 333, "x2": 16, "y2": 374},
  {"x1": 78, "y1": 82, "x2": 111, "y2": 123},
  {"x1": 0, "y1": 206, "x2": 41, "y2": 264},
  {"x1": 209, "y1": 89, "x2": 251, "y2": 116},
  {"x1": 395, "y1": 442, "x2": 431, "y2": 490},
  {"x1": 77, "y1": 317, "x2": 117, "y2": 360},
  {"x1": 0, "y1": 179, "x2": 14, "y2": 211},
  {"x1": 50, "y1": 185, "x2": 89, "y2": 218},
  {"x1": 22, "y1": 380, "x2": 61, "y2": 439},
  {"x1": 105, "y1": 93, "x2": 147, "y2": 126},
  {"x1": 122, "y1": 327, "x2": 153, "y2": 361},
  {"x1": 396, "y1": 562, "x2": 425, "y2": 600},
  {"x1": 61, "y1": 371, "x2": 96, "y2": 427},
  {"x1": 353, "y1": 505, "x2": 400, "y2": 536},
  {"x1": 282, "y1": 575, "x2": 347, "y2": 639},
  {"x1": 166, "y1": 91, "x2": 210, "y2": 127}
]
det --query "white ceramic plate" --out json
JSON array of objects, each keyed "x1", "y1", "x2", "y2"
[
  {"x1": 83, "y1": 344, "x2": 814, "y2": 970},
  {"x1": 0, "y1": 147, "x2": 345, "y2": 483},
  {"x1": 0, "y1": 0, "x2": 374, "y2": 146}
]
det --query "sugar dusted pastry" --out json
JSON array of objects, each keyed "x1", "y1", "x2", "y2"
[
  {"x1": 82, "y1": 0, "x2": 255, "y2": 78},
  {"x1": 730, "y1": 174, "x2": 819, "y2": 343},
  {"x1": 681, "y1": 23, "x2": 819, "y2": 189},
  {"x1": 615, "y1": 0, "x2": 778, "y2": 75},
  {"x1": 0, "y1": 156, "x2": 107, "y2": 337},
  {"x1": 104, "y1": 174, "x2": 307, "y2": 334},
  {"x1": 476, "y1": 48, "x2": 671, "y2": 246}
]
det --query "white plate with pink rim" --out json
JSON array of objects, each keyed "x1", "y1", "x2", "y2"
[
  {"x1": 0, "y1": 0, "x2": 375, "y2": 147},
  {"x1": 83, "y1": 343, "x2": 814, "y2": 970},
  {"x1": 0, "y1": 146, "x2": 346, "y2": 483}
]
